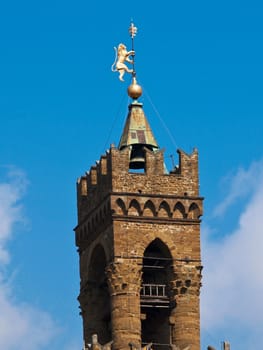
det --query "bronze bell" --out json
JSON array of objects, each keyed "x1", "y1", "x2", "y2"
[{"x1": 129, "y1": 144, "x2": 146, "y2": 169}]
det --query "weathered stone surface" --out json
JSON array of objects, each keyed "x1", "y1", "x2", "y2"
[{"x1": 75, "y1": 142, "x2": 203, "y2": 350}]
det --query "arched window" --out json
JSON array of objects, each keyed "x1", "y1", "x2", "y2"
[
  {"x1": 141, "y1": 239, "x2": 173, "y2": 350},
  {"x1": 86, "y1": 245, "x2": 111, "y2": 344}
]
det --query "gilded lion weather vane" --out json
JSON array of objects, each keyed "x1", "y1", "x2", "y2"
[{"x1": 111, "y1": 22, "x2": 138, "y2": 82}]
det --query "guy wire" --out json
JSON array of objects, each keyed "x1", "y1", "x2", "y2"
[
  {"x1": 101, "y1": 91, "x2": 129, "y2": 153},
  {"x1": 143, "y1": 85, "x2": 178, "y2": 150}
]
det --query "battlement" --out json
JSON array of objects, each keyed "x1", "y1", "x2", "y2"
[{"x1": 76, "y1": 145, "x2": 200, "y2": 223}]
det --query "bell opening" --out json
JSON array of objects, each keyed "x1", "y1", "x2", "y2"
[
  {"x1": 129, "y1": 145, "x2": 145, "y2": 170},
  {"x1": 129, "y1": 144, "x2": 157, "y2": 170}
]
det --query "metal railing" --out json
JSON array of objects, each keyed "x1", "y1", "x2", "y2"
[{"x1": 141, "y1": 284, "x2": 167, "y2": 298}]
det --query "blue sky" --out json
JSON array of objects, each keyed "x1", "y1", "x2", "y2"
[{"x1": 0, "y1": 1, "x2": 263, "y2": 349}]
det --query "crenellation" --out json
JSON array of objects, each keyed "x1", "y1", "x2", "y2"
[
  {"x1": 77, "y1": 176, "x2": 89, "y2": 222},
  {"x1": 177, "y1": 149, "x2": 199, "y2": 194},
  {"x1": 110, "y1": 146, "x2": 130, "y2": 176},
  {"x1": 110, "y1": 148, "x2": 199, "y2": 194},
  {"x1": 78, "y1": 176, "x2": 88, "y2": 196},
  {"x1": 90, "y1": 166, "x2": 98, "y2": 186},
  {"x1": 77, "y1": 144, "x2": 201, "y2": 229},
  {"x1": 100, "y1": 155, "x2": 108, "y2": 175},
  {"x1": 145, "y1": 148, "x2": 165, "y2": 175}
]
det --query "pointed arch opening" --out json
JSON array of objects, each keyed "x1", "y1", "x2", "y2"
[
  {"x1": 158, "y1": 201, "x2": 171, "y2": 218},
  {"x1": 143, "y1": 200, "x2": 156, "y2": 217},
  {"x1": 128, "y1": 199, "x2": 141, "y2": 216},
  {"x1": 141, "y1": 239, "x2": 173, "y2": 350},
  {"x1": 86, "y1": 245, "x2": 111, "y2": 344},
  {"x1": 115, "y1": 198, "x2": 127, "y2": 215},
  {"x1": 188, "y1": 202, "x2": 201, "y2": 219},
  {"x1": 173, "y1": 201, "x2": 186, "y2": 219}
]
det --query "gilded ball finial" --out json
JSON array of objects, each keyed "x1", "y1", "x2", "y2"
[{"x1": 128, "y1": 77, "x2": 142, "y2": 99}]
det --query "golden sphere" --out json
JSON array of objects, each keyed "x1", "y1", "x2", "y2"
[{"x1": 127, "y1": 81, "x2": 143, "y2": 99}]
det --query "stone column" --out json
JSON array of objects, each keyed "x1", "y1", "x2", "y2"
[
  {"x1": 106, "y1": 259, "x2": 142, "y2": 350},
  {"x1": 170, "y1": 264, "x2": 202, "y2": 350}
]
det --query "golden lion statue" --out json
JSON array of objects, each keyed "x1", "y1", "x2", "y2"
[{"x1": 111, "y1": 43, "x2": 135, "y2": 81}]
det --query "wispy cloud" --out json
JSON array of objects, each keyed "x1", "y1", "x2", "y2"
[
  {"x1": 0, "y1": 167, "x2": 59, "y2": 350},
  {"x1": 201, "y1": 159, "x2": 263, "y2": 349},
  {"x1": 213, "y1": 160, "x2": 263, "y2": 217},
  {"x1": 0, "y1": 167, "x2": 27, "y2": 264}
]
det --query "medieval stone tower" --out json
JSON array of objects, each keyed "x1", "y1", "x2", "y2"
[{"x1": 75, "y1": 25, "x2": 203, "y2": 350}]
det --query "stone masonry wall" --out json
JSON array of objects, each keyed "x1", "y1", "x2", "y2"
[
  {"x1": 109, "y1": 218, "x2": 201, "y2": 350},
  {"x1": 75, "y1": 144, "x2": 203, "y2": 350}
]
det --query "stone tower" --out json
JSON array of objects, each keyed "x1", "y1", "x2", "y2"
[{"x1": 75, "y1": 25, "x2": 203, "y2": 350}]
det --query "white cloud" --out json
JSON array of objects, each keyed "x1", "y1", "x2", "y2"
[
  {"x1": 201, "y1": 159, "x2": 263, "y2": 350},
  {"x1": 213, "y1": 159, "x2": 263, "y2": 217},
  {"x1": 0, "y1": 168, "x2": 59, "y2": 350},
  {"x1": 0, "y1": 167, "x2": 27, "y2": 264}
]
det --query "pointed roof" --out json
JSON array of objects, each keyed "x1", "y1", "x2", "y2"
[
  {"x1": 119, "y1": 101, "x2": 159, "y2": 151},
  {"x1": 118, "y1": 100, "x2": 159, "y2": 169}
]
